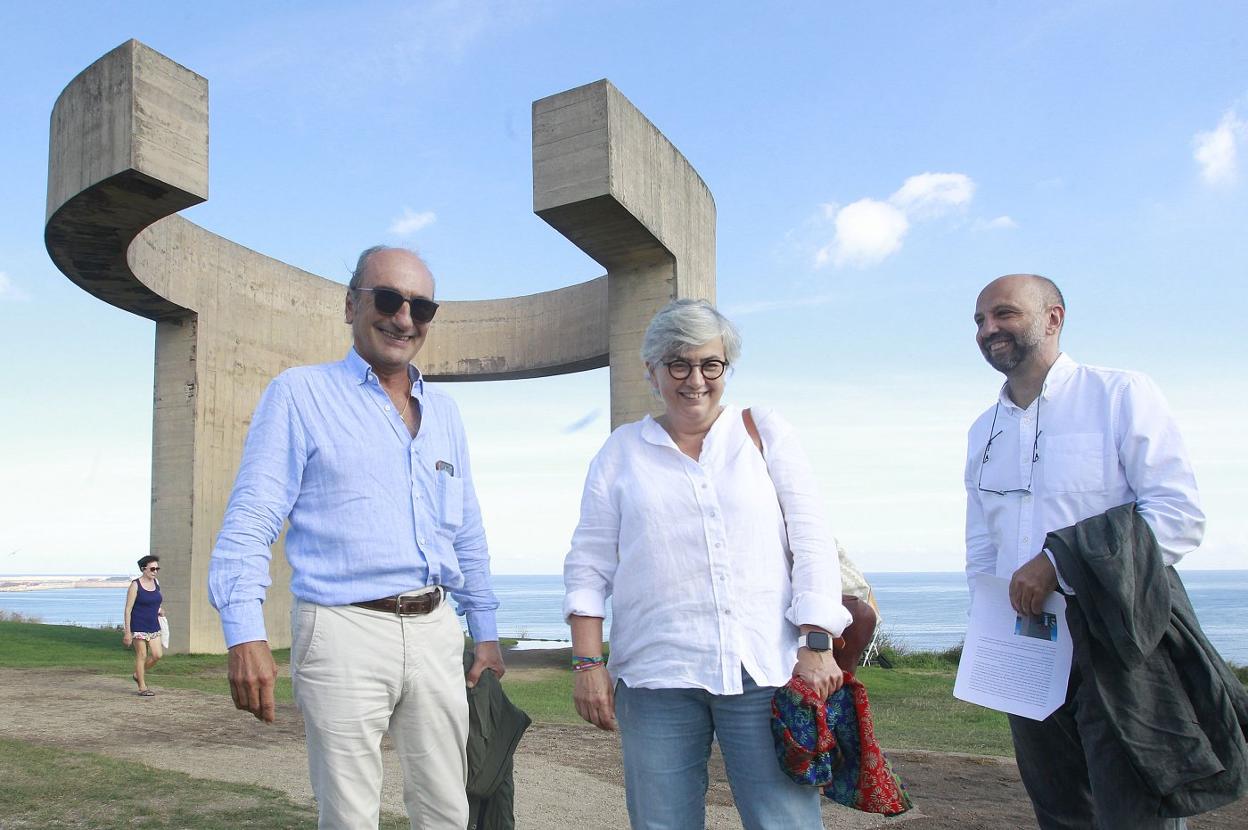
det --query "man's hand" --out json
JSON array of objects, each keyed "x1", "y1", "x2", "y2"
[
  {"x1": 228, "y1": 640, "x2": 278, "y2": 724},
  {"x1": 793, "y1": 647, "x2": 844, "y2": 701},
  {"x1": 573, "y1": 666, "x2": 617, "y2": 731},
  {"x1": 1009, "y1": 552, "x2": 1059, "y2": 616},
  {"x1": 466, "y1": 640, "x2": 505, "y2": 688}
]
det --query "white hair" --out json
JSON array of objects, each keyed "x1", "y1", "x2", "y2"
[{"x1": 640, "y1": 298, "x2": 742, "y2": 367}]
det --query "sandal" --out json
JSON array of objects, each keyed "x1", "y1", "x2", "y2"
[{"x1": 138, "y1": 689, "x2": 156, "y2": 697}]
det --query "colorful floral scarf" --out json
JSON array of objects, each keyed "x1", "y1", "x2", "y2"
[{"x1": 771, "y1": 673, "x2": 913, "y2": 815}]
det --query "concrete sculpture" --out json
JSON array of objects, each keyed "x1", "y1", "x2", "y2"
[{"x1": 46, "y1": 40, "x2": 715, "y2": 652}]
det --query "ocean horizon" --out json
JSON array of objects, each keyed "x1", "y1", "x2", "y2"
[{"x1": 3, "y1": 570, "x2": 1245, "y2": 663}]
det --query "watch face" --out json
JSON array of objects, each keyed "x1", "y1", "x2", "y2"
[{"x1": 805, "y1": 631, "x2": 831, "y2": 651}]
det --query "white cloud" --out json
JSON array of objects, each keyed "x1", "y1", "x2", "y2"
[
  {"x1": 1194, "y1": 110, "x2": 1247, "y2": 186},
  {"x1": 812, "y1": 172, "x2": 979, "y2": 269},
  {"x1": 973, "y1": 215, "x2": 1019, "y2": 231},
  {"x1": 389, "y1": 208, "x2": 437, "y2": 236},
  {"x1": 0, "y1": 272, "x2": 27, "y2": 301},
  {"x1": 888, "y1": 172, "x2": 975, "y2": 218},
  {"x1": 816, "y1": 198, "x2": 909, "y2": 268}
]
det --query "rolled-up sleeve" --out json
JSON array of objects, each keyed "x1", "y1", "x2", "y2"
[
  {"x1": 563, "y1": 452, "x2": 619, "y2": 620},
  {"x1": 758, "y1": 411, "x2": 851, "y2": 637},
  {"x1": 208, "y1": 379, "x2": 306, "y2": 647},
  {"x1": 446, "y1": 402, "x2": 499, "y2": 643}
]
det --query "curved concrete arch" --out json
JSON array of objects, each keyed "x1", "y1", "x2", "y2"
[{"x1": 46, "y1": 40, "x2": 715, "y2": 652}]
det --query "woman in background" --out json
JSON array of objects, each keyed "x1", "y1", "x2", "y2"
[
  {"x1": 123, "y1": 555, "x2": 163, "y2": 696},
  {"x1": 563, "y1": 298, "x2": 849, "y2": 830}
]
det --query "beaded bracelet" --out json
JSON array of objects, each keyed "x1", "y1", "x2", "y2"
[{"x1": 571, "y1": 655, "x2": 607, "y2": 672}]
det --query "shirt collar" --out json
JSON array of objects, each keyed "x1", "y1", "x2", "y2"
[
  {"x1": 640, "y1": 414, "x2": 673, "y2": 447},
  {"x1": 638, "y1": 406, "x2": 738, "y2": 450},
  {"x1": 996, "y1": 352, "x2": 1076, "y2": 411},
  {"x1": 343, "y1": 347, "x2": 425, "y2": 399},
  {"x1": 1039, "y1": 352, "x2": 1077, "y2": 400}
]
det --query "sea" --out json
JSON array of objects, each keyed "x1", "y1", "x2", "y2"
[{"x1": 2, "y1": 571, "x2": 1245, "y2": 664}]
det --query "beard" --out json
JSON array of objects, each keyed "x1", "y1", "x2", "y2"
[{"x1": 980, "y1": 318, "x2": 1045, "y2": 373}]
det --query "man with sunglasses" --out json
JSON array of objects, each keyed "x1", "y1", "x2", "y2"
[
  {"x1": 964, "y1": 273, "x2": 1207, "y2": 829},
  {"x1": 209, "y1": 245, "x2": 503, "y2": 829}
]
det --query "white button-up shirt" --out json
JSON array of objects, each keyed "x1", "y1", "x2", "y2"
[
  {"x1": 563, "y1": 406, "x2": 850, "y2": 695},
  {"x1": 964, "y1": 354, "x2": 1205, "y2": 595}
]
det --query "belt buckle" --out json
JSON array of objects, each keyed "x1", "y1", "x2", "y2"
[{"x1": 396, "y1": 586, "x2": 440, "y2": 616}]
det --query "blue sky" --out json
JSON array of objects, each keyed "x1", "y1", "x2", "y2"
[{"x1": 1, "y1": 1, "x2": 1245, "y2": 576}]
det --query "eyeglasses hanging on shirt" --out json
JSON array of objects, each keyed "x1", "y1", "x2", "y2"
[{"x1": 977, "y1": 398, "x2": 1042, "y2": 496}]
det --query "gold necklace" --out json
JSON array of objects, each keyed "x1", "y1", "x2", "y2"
[{"x1": 397, "y1": 388, "x2": 411, "y2": 419}]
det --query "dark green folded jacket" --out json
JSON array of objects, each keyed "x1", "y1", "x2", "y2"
[
  {"x1": 1046, "y1": 502, "x2": 1248, "y2": 817},
  {"x1": 463, "y1": 652, "x2": 532, "y2": 830}
]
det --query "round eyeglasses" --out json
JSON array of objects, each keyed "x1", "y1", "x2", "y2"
[{"x1": 663, "y1": 358, "x2": 728, "y2": 380}]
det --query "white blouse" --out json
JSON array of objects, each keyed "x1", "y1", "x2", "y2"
[{"x1": 563, "y1": 405, "x2": 851, "y2": 695}]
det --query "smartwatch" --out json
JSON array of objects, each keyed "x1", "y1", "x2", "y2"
[{"x1": 798, "y1": 631, "x2": 832, "y2": 652}]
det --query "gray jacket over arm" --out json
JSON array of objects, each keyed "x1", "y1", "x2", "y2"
[{"x1": 1046, "y1": 502, "x2": 1248, "y2": 817}]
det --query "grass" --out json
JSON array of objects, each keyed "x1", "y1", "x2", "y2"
[
  {"x1": 1, "y1": 619, "x2": 1241, "y2": 761},
  {"x1": 856, "y1": 665, "x2": 1013, "y2": 756},
  {"x1": 500, "y1": 667, "x2": 578, "y2": 723},
  {"x1": 0, "y1": 620, "x2": 296, "y2": 701},
  {"x1": 0, "y1": 736, "x2": 407, "y2": 829}
]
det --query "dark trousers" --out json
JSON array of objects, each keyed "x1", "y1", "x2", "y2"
[{"x1": 1008, "y1": 667, "x2": 1186, "y2": 830}]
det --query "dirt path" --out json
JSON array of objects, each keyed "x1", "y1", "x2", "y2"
[{"x1": 2, "y1": 667, "x2": 1243, "y2": 829}]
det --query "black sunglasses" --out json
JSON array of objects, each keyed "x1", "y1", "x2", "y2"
[
  {"x1": 147, "y1": 566, "x2": 160, "y2": 572},
  {"x1": 355, "y1": 288, "x2": 439, "y2": 323}
]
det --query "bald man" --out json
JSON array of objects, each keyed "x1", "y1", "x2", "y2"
[
  {"x1": 964, "y1": 274, "x2": 1206, "y2": 829},
  {"x1": 210, "y1": 246, "x2": 504, "y2": 829}
]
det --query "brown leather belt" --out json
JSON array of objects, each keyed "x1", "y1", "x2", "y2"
[{"x1": 352, "y1": 588, "x2": 443, "y2": 616}]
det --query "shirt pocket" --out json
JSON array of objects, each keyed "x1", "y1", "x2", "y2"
[
  {"x1": 438, "y1": 473, "x2": 464, "y2": 528},
  {"x1": 1042, "y1": 433, "x2": 1106, "y2": 493}
]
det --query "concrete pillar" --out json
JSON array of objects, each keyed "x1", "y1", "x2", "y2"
[{"x1": 533, "y1": 80, "x2": 716, "y2": 427}]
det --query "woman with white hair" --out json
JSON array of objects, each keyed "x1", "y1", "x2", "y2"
[{"x1": 563, "y1": 298, "x2": 850, "y2": 829}]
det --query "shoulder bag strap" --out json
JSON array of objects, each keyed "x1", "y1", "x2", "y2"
[
  {"x1": 743, "y1": 407, "x2": 867, "y2": 666},
  {"x1": 742, "y1": 407, "x2": 763, "y2": 454}
]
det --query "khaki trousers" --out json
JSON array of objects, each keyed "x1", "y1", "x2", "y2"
[{"x1": 291, "y1": 595, "x2": 469, "y2": 829}]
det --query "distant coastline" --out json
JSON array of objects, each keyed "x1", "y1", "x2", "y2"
[{"x1": 0, "y1": 576, "x2": 130, "y2": 592}]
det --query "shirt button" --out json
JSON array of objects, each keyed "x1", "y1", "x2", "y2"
[
  {"x1": 1023, "y1": 536, "x2": 1029, "y2": 544},
  {"x1": 384, "y1": 405, "x2": 392, "y2": 411},
  {"x1": 701, "y1": 483, "x2": 708, "y2": 490},
  {"x1": 709, "y1": 510, "x2": 717, "y2": 518},
  {"x1": 724, "y1": 608, "x2": 732, "y2": 616},
  {"x1": 715, "y1": 542, "x2": 723, "y2": 549}
]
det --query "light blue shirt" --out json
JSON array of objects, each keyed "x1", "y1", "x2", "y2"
[{"x1": 209, "y1": 348, "x2": 498, "y2": 648}]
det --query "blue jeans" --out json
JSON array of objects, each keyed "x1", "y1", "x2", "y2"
[{"x1": 614, "y1": 672, "x2": 823, "y2": 830}]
